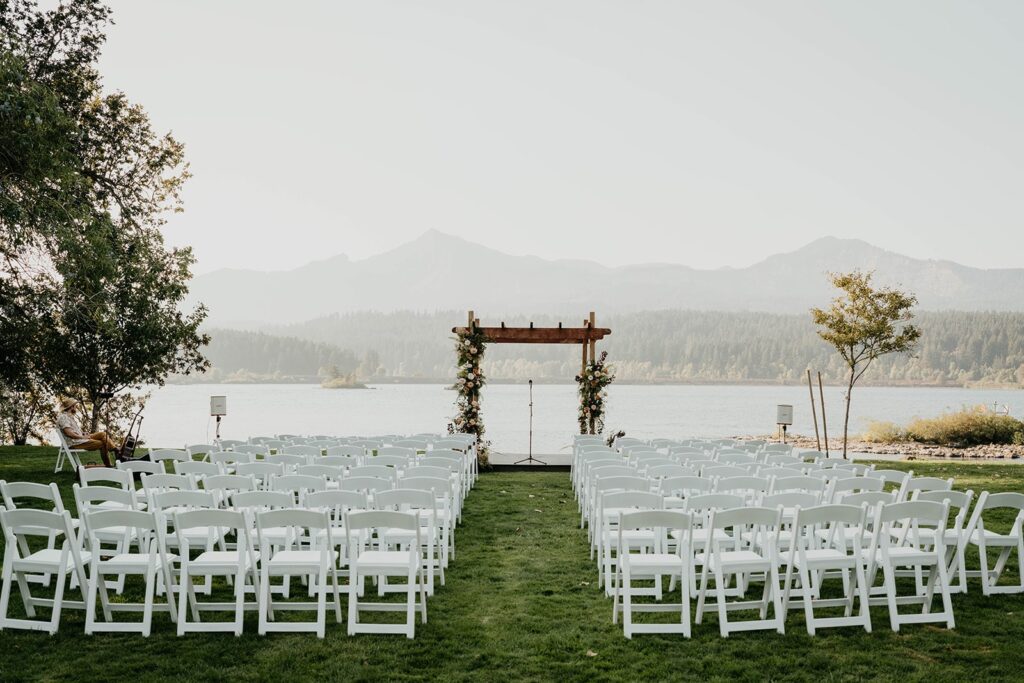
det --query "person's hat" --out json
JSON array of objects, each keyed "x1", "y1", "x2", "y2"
[{"x1": 59, "y1": 397, "x2": 77, "y2": 411}]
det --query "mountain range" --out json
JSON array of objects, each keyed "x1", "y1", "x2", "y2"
[{"x1": 187, "y1": 232, "x2": 1024, "y2": 326}]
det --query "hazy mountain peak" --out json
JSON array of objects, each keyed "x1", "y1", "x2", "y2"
[{"x1": 188, "y1": 234, "x2": 1024, "y2": 325}]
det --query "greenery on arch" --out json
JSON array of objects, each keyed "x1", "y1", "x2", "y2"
[
  {"x1": 452, "y1": 326, "x2": 489, "y2": 461},
  {"x1": 577, "y1": 350, "x2": 615, "y2": 435}
]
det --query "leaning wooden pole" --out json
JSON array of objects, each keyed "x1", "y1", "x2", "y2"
[
  {"x1": 817, "y1": 371, "x2": 830, "y2": 457},
  {"x1": 807, "y1": 369, "x2": 821, "y2": 452},
  {"x1": 581, "y1": 318, "x2": 589, "y2": 375},
  {"x1": 588, "y1": 311, "x2": 597, "y2": 361}
]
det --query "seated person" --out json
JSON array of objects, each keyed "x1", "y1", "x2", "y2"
[{"x1": 56, "y1": 397, "x2": 118, "y2": 467}]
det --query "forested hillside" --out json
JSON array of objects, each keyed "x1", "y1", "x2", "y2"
[
  {"x1": 193, "y1": 311, "x2": 1024, "y2": 386},
  {"x1": 197, "y1": 330, "x2": 363, "y2": 382}
]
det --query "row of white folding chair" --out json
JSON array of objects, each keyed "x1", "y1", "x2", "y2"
[
  {"x1": 577, "y1": 458, "x2": 879, "y2": 526},
  {"x1": 605, "y1": 500, "x2": 957, "y2": 638},
  {"x1": 603, "y1": 483, "x2": 1021, "y2": 622},
  {"x1": 0, "y1": 485, "x2": 450, "y2": 634},
  {"x1": 582, "y1": 466, "x2": 956, "y2": 556},
  {"x1": 0, "y1": 503, "x2": 429, "y2": 638}
]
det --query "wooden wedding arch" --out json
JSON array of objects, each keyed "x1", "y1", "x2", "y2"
[{"x1": 452, "y1": 310, "x2": 612, "y2": 375}]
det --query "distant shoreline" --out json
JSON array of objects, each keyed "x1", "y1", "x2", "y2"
[{"x1": 166, "y1": 377, "x2": 1023, "y2": 390}]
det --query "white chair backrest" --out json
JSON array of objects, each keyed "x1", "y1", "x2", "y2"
[
  {"x1": 703, "y1": 465, "x2": 747, "y2": 480},
  {"x1": 340, "y1": 476, "x2": 393, "y2": 494},
  {"x1": 326, "y1": 445, "x2": 365, "y2": 459},
  {"x1": 348, "y1": 466, "x2": 398, "y2": 484},
  {"x1": 209, "y1": 451, "x2": 254, "y2": 467},
  {"x1": 172, "y1": 459, "x2": 223, "y2": 479},
  {"x1": 117, "y1": 459, "x2": 165, "y2": 476},
  {"x1": 0, "y1": 480, "x2": 68, "y2": 515},
  {"x1": 283, "y1": 445, "x2": 321, "y2": 458},
  {"x1": 185, "y1": 444, "x2": 219, "y2": 458},
  {"x1": 79, "y1": 467, "x2": 132, "y2": 490}
]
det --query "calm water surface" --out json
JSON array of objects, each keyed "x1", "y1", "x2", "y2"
[{"x1": 140, "y1": 384, "x2": 1023, "y2": 455}]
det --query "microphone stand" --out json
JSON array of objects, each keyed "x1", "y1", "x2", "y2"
[{"x1": 515, "y1": 379, "x2": 546, "y2": 465}]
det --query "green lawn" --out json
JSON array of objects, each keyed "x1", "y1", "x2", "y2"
[{"x1": 1, "y1": 447, "x2": 1023, "y2": 682}]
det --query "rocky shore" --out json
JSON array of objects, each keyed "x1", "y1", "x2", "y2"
[{"x1": 739, "y1": 434, "x2": 1023, "y2": 461}]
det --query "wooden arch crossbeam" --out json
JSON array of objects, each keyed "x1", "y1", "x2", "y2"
[{"x1": 452, "y1": 310, "x2": 612, "y2": 372}]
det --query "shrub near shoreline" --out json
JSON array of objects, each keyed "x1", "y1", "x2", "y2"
[{"x1": 864, "y1": 406, "x2": 1024, "y2": 447}]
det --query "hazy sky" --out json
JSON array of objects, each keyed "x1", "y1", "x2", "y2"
[{"x1": 93, "y1": 1, "x2": 1023, "y2": 273}]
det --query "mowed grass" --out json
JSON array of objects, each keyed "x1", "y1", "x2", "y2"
[{"x1": 0, "y1": 447, "x2": 1023, "y2": 682}]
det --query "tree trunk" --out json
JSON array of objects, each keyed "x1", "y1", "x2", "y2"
[
  {"x1": 842, "y1": 367, "x2": 855, "y2": 459},
  {"x1": 89, "y1": 399, "x2": 100, "y2": 433}
]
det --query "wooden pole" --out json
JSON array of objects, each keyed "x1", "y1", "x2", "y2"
[
  {"x1": 807, "y1": 369, "x2": 821, "y2": 451},
  {"x1": 467, "y1": 310, "x2": 474, "y2": 331},
  {"x1": 588, "y1": 311, "x2": 596, "y2": 361},
  {"x1": 818, "y1": 371, "x2": 830, "y2": 457}
]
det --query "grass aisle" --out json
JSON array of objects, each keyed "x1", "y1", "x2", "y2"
[{"x1": 2, "y1": 450, "x2": 1024, "y2": 681}]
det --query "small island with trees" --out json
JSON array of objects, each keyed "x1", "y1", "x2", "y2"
[{"x1": 320, "y1": 365, "x2": 369, "y2": 389}]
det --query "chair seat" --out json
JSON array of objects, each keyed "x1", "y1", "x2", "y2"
[
  {"x1": 883, "y1": 547, "x2": 940, "y2": 565},
  {"x1": 625, "y1": 553, "x2": 684, "y2": 571},
  {"x1": 96, "y1": 501, "x2": 137, "y2": 511},
  {"x1": 901, "y1": 528, "x2": 959, "y2": 545},
  {"x1": 675, "y1": 528, "x2": 731, "y2": 544},
  {"x1": 14, "y1": 548, "x2": 93, "y2": 571},
  {"x1": 793, "y1": 548, "x2": 854, "y2": 567},
  {"x1": 971, "y1": 529, "x2": 1020, "y2": 547},
  {"x1": 100, "y1": 552, "x2": 177, "y2": 571},
  {"x1": 696, "y1": 550, "x2": 770, "y2": 570},
  {"x1": 190, "y1": 550, "x2": 259, "y2": 569},
  {"x1": 355, "y1": 550, "x2": 416, "y2": 570},
  {"x1": 605, "y1": 529, "x2": 655, "y2": 544},
  {"x1": 269, "y1": 550, "x2": 325, "y2": 566}
]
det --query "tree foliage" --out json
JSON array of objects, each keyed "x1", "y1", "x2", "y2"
[
  {"x1": 811, "y1": 271, "x2": 920, "y2": 456},
  {"x1": 1, "y1": 0, "x2": 207, "y2": 434}
]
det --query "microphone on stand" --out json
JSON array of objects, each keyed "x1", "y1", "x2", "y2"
[{"x1": 515, "y1": 378, "x2": 545, "y2": 465}]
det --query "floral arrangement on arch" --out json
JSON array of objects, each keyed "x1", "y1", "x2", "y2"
[
  {"x1": 577, "y1": 350, "x2": 615, "y2": 435},
  {"x1": 452, "y1": 326, "x2": 490, "y2": 461}
]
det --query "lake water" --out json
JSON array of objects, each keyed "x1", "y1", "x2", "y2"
[{"x1": 139, "y1": 383, "x2": 1022, "y2": 455}]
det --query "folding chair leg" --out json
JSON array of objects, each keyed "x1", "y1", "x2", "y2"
[
  {"x1": 936, "y1": 559, "x2": 955, "y2": 629},
  {"x1": 405, "y1": 564, "x2": 416, "y2": 639},
  {"x1": 883, "y1": 564, "x2": 900, "y2": 631}
]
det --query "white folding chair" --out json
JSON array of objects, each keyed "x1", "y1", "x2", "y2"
[
  {"x1": 345, "y1": 509, "x2": 427, "y2": 638},
  {"x1": 304, "y1": 489, "x2": 369, "y2": 588},
  {"x1": 83, "y1": 509, "x2": 178, "y2": 636},
  {"x1": 0, "y1": 480, "x2": 78, "y2": 587},
  {"x1": 596, "y1": 490, "x2": 663, "y2": 594},
  {"x1": 54, "y1": 429, "x2": 87, "y2": 473},
  {"x1": 256, "y1": 509, "x2": 342, "y2": 638},
  {"x1": 0, "y1": 508, "x2": 90, "y2": 633},
  {"x1": 781, "y1": 504, "x2": 872, "y2": 635},
  {"x1": 175, "y1": 508, "x2": 260, "y2": 635},
  {"x1": 374, "y1": 489, "x2": 444, "y2": 595},
  {"x1": 612, "y1": 510, "x2": 693, "y2": 638},
  {"x1": 869, "y1": 500, "x2": 955, "y2": 631},
  {"x1": 695, "y1": 506, "x2": 785, "y2": 637},
  {"x1": 965, "y1": 491, "x2": 1024, "y2": 595}
]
